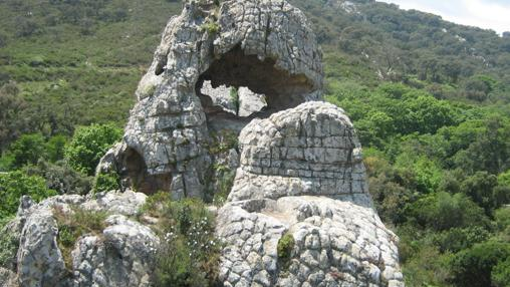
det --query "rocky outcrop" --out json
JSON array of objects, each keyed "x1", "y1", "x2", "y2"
[
  {"x1": 217, "y1": 102, "x2": 404, "y2": 287},
  {"x1": 99, "y1": 0, "x2": 324, "y2": 197},
  {"x1": 5, "y1": 191, "x2": 158, "y2": 287}
]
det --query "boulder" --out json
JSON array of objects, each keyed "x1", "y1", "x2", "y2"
[
  {"x1": 217, "y1": 102, "x2": 405, "y2": 287},
  {"x1": 10, "y1": 191, "x2": 158, "y2": 287}
]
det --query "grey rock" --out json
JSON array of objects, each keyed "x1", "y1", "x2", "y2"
[
  {"x1": 217, "y1": 102, "x2": 404, "y2": 287},
  {"x1": 98, "y1": 0, "x2": 324, "y2": 197},
  {"x1": 17, "y1": 207, "x2": 66, "y2": 287},
  {"x1": 11, "y1": 190, "x2": 157, "y2": 287},
  {"x1": 70, "y1": 215, "x2": 159, "y2": 287}
]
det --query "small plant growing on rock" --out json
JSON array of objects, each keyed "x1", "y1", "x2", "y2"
[
  {"x1": 201, "y1": 20, "x2": 220, "y2": 35},
  {"x1": 53, "y1": 206, "x2": 108, "y2": 270},
  {"x1": 208, "y1": 130, "x2": 238, "y2": 155},
  {"x1": 230, "y1": 87, "x2": 239, "y2": 115},
  {"x1": 93, "y1": 171, "x2": 121, "y2": 193},
  {"x1": 0, "y1": 222, "x2": 17, "y2": 269},
  {"x1": 212, "y1": 164, "x2": 235, "y2": 206},
  {"x1": 140, "y1": 193, "x2": 222, "y2": 286},
  {"x1": 277, "y1": 232, "x2": 295, "y2": 271}
]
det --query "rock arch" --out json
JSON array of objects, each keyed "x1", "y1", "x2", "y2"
[{"x1": 100, "y1": 0, "x2": 324, "y2": 197}]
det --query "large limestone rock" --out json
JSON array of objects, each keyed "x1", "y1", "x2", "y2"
[
  {"x1": 100, "y1": 0, "x2": 324, "y2": 197},
  {"x1": 8, "y1": 191, "x2": 158, "y2": 287},
  {"x1": 217, "y1": 102, "x2": 404, "y2": 287}
]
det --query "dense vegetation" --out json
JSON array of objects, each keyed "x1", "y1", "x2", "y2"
[{"x1": 0, "y1": 0, "x2": 509, "y2": 286}]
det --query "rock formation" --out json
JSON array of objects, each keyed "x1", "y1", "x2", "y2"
[
  {"x1": 2, "y1": 191, "x2": 158, "y2": 287},
  {"x1": 3, "y1": 1, "x2": 405, "y2": 286},
  {"x1": 217, "y1": 102, "x2": 404, "y2": 287},
  {"x1": 98, "y1": 0, "x2": 324, "y2": 197}
]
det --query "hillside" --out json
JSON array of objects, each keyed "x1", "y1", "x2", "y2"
[
  {"x1": 1, "y1": 0, "x2": 510, "y2": 135},
  {"x1": 0, "y1": 0, "x2": 509, "y2": 286}
]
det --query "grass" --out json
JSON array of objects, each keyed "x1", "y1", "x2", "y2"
[{"x1": 53, "y1": 206, "x2": 109, "y2": 271}]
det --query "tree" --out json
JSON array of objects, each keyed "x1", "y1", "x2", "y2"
[
  {"x1": 64, "y1": 124, "x2": 122, "y2": 175},
  {"x1": 492, "y1": 257, "x2": 510, "y2": 287},
  {"x1": 460, "y1": 171, "x2": 499, "y2": 215},
  {"x1": 7, "y1": 133, "x2": 46, "y2": 169},
  {"x1": 0, "y1": 171, "x2": 57, "y2": 220},
  {"x1": 453, "y1": 118, "x2": 510, "y2": 175},
  {"x1": 408, "y1": 192, "x2": 489, "y2": 231},
  {"x1": 0, "y1": 82, "x2": 28, "y2": 151},
  {"x1": 450, "y1": 241, "x2": 510, "y2": 287},
  {"x1": 46, "y1": 135, "x2": 68, "y2": 163},
  {"x1": 24, "y1": 160, "x2": 93, "y2": 195}
]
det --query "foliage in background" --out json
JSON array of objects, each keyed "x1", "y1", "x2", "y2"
[
  {"x1": 0, "y1": 171, "x2": 57, "y2": 220},
  {"x1": 24, "y1": 160, "x2": 93, "y2": 195},
  {"x1": 93, "y1": 171, "x2": 121, "y2": 193},
  {"x1": 64, "y1": 123, "x2": 122, "y2": 176}
]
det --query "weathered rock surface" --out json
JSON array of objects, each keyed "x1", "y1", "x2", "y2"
[
  {"x1": 100, "y1": 0, "x2": 324, "y2": 197},
  {"x1": 217, "y1": 102, "x2": 404, "y2": 287},
  {"x1": 71, "y1": 214, "x2": 157, "y2": 287},
  {"x1": 7, "y1": 190, "x2": 158, "y2": 287}
]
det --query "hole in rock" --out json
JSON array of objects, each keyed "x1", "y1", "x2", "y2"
[
  {"x1": 123, "y1": 148, "x2": 172, "y2": 194},
  {"x1": 196, "y1": 45, "x2": 315, "y2": 133}
]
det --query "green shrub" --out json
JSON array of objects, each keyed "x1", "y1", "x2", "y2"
[
  {"x1": 7, "y1": 133, "x2": 46, "y2": 169},
  {"x1": 495, "y1": 207, "x2": 510, "y2": 233},
  {"x1": 208, "y1": 130, "x2": 238, "y2": 155},
  {"x1": 0, "y1": 220, "x2": 17, "y2": 268},
  {"x1": 450, "y1": 241, "x2": 510, "y2": 287},
  {"x1": 53, "y1": 206, "x2": 108, "y2": 270},
  {"x1": 0, "y1": 171, "x2": 57, "y2": 220},
  {"x1": 24, "y1": 159, "x2": 93, "y2": 195},
  {"x1": 230, "y1": 87, "x2": 239, "y2": 115},
  {"x1": 65, "y1": 124, "x2": 122, "y2": 176},
  {"x1": 408, "y1": 192, "x2": 489, "y2": 231},
  {"x1": 212, "y1": 164, "x2": 235, "y2": 207},
  {"x1": 277, "y1": 232, "x2": 295, "y2": 271},
  {"x1": 201, "y1": 21, "x2": 220, "y2": 35},
  {"x1": 93, "y1": 171, "x2": 121, "y2": 193},
  {"x1": 433, "y1": 226, "x2": 490, "y2": 253},
  {"x1": 402, "y1": 245, "x2": 453, "y2": 287},
  {"x1": 46, "y1": 135, "x2": 68, "y2": 163},
  {"x1": 140, "y1": 194, "x2": 221, "y2": 287},
  {"x1": 492, "y1": 257, "x2": 510, "y2": 287}
]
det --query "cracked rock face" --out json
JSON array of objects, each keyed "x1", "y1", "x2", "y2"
[
  {"x1": 217, "y1": 102, "x2": 404, "y2": 287},
  {"x1": 7, "y1": 191, "x2": 158, "y2": 287},
  {"x1": 101, "y1": 0, "x2": 324, "y2": 197}
]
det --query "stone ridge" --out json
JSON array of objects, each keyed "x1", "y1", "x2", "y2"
[
  {"x1": 101, "y1": 0, "x2": 325, "y2": 196},
  {"x1": 217, "y1": 102, "x2": 404, "y2": 287},
  {"x1": 229, "y1": 102, "x2": 370, "y2": 205}
]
